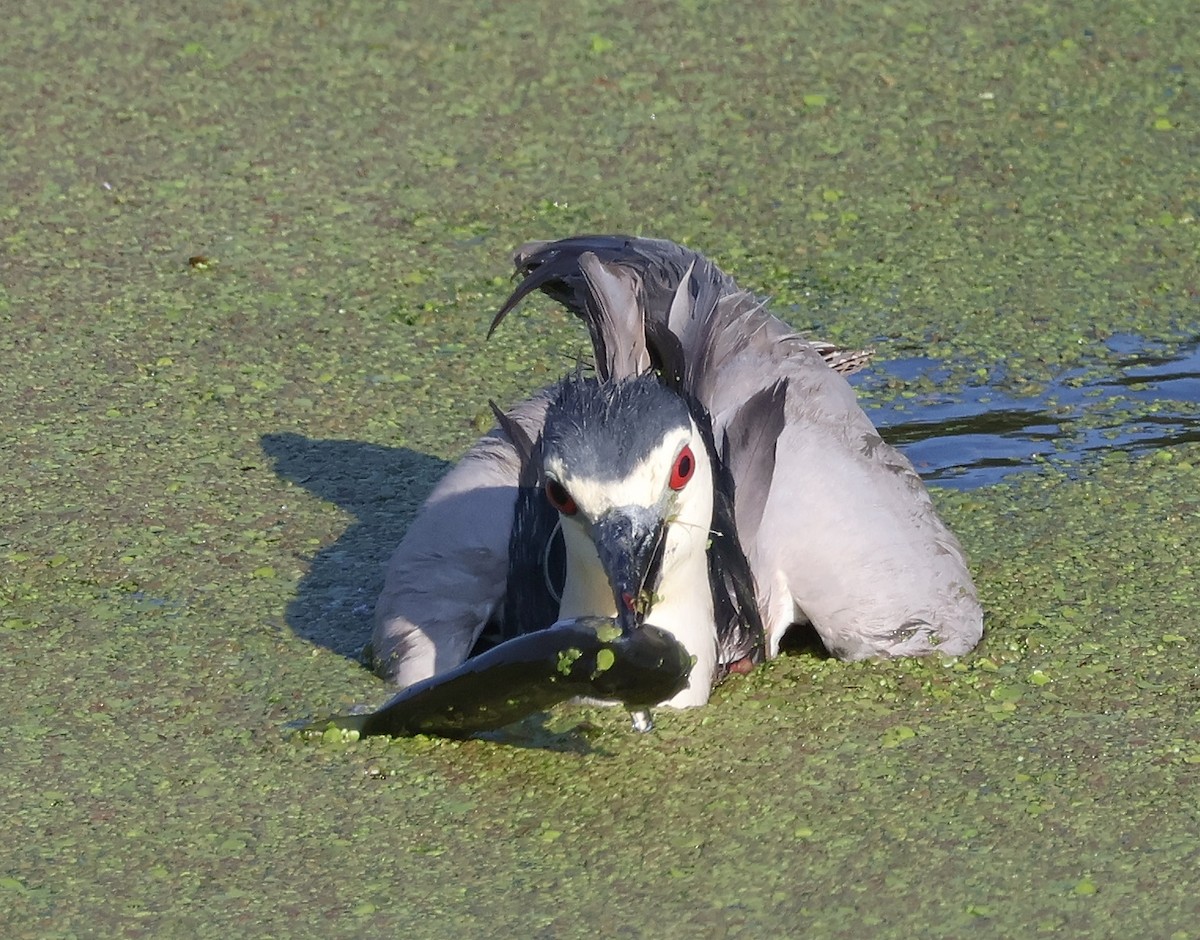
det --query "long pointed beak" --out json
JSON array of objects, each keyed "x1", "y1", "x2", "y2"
[{"x1": 591, "y1": 506, "x2": 668, "y2": 633}]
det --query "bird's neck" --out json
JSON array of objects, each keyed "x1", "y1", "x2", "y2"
[
  {"x1": 655, "y1": 462, "x2": 719, "y2": 706},
  {"x1": 557, "y1": 535, "x2": 618, "y2": 621},
  {"x1": 646, "y1": 537, "x2": 717, "y2": 708}
]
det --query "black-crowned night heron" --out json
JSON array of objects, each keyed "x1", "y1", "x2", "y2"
[{"x1": 365, "y1": 235, "x2": 983, "y2": 729}]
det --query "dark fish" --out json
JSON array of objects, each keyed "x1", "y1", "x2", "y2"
[{"x1": 307, "y1": 617, "x2": 693, "y2": 739}]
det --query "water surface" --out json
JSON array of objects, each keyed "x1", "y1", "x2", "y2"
[
  {"x1": 860, "y1": 336, "x2": 1200, "y2": 487},
  {"x1": 2, "y1": 0, "x2": 1199, "y2": 937}
]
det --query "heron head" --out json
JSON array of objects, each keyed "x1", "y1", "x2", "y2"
[{"x1": 540, "y1": 373, "x2": 713, "y2": 631}]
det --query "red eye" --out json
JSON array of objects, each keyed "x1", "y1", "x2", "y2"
[
  {"x1": 669, "y1": 445, "x2": 695, "y2": 491},
  {"x1": 545, "y1": 479, "x2": 578, "y2": 516}
]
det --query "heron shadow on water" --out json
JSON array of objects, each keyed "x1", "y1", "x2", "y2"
[
  {"x1": 259, "y1": 431, "x2": 449, "y2": 664},
  {"x1": 262, "y1": 432, "x2": 608, "y2": 753}
]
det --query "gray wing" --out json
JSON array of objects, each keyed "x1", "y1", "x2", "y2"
[
  {"x1": 496, "y1": 235, "x2": 983, "y2": 662},
  {"x1": 370, "y1": 392, "x2": 551, "y2": 688},
  {"x1": 718, "y1": 379, "x2": 789, "y2": 543},
  {"x1": 492, "y1": 235, "x2": 873, "y2": 378}
]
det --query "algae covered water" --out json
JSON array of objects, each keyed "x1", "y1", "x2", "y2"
[{"x1": 2, "y1": 0, "x2": 1198, "y2": 937}]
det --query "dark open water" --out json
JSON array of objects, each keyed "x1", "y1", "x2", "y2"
[{"x1": 857, "y1": 335, "x2": 1200, "y2": 488}]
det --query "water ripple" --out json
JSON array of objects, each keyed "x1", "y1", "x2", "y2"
[{"x1": 855, "y1": 336, "x2": 1200, "y2": 489}]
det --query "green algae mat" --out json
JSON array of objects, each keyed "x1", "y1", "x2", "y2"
[{"x1": 2, "y1": 0, "x2": 1197, "y2": 936}]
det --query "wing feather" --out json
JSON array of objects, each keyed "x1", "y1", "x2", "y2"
[{"x1": 492, "y1": 234, "x2": 983, "y2": 665}]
